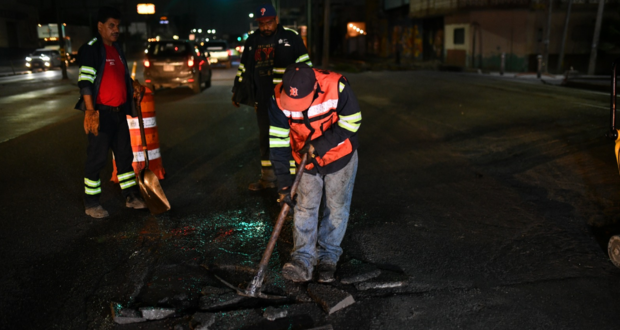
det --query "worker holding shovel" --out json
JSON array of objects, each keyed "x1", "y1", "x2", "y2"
[{"x1": 269, "y1": 63, "x2": 362, "y2": 283}]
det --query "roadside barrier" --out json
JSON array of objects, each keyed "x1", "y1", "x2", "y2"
[{"x1": 111, "y1": 87, "x2": 166, "y2": 183}]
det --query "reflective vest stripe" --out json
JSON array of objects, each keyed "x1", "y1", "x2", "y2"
[
  {"x1": 84, "y1": 178, "x2": 100, "y2": 187},
  {"x1": 132, "y1": 148, "x2": 161, "y2": 162},
  {"x1": 127, "y1": 117, "x2": 157, "y2": 129},
  {"x1": 340, "y1": 112, "x2": 362, "y2": 122},
  {"x1": 273, "y1": 67, "x2": 286, "y2": 74},
  {"x1": 117, "y1": 171, "x2": 136, "y2": 181},
  {"x1": 79, "y1": 74, "x2": 95, "y2": 83},
  {"x1": 239, "y1": 63, "x2": 245, "y2": 70},
  {"x1": 238, "y1": 76, "x2": 243, "y2": 82},
  {"x1": 88, "y1": 37, "x2": 97, "y2": 45},
  {"x1": 272, "y1": 78, "x2": 282, "y2": 84},
  {"x1": 269, "y1": 126, "x2": 289, "y2": 137},
  {"x1": 85, "y1": 187, "x2": 101, "y2": 195},
  {"x1": 270, "y1": 137, "x2": 290, "y2": 148},
  {"x1": 296, "y1": 54, "x2": 310, "y2": 63},
  {"x1": 338, "y1": 120, "x2": 361, "y2": 132},
  {"x1": 120, "y1": 180, "x2": 137, "y2": 189},
  {"x1": 283, "y1": 27, "x2": 299, "y2": 35},
  {"x1": 339, "y1": 82, "x2": 345, "y2": 93},
  {"x1": 236, "y1": 70, "x2": 243, "y2": 77},
  {"x1": 282, "y1": 99, "x2": 338, "y2": 119},
  {"x1": 261, "y1": 160, "x2": 272, "y2": 167}
]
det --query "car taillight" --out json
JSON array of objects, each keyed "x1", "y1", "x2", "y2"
[
  {"x1": 144, "y1": 59, "x2": 150, "y2": 68},
  {"x1": 187, "y1": 56, "x2": 194, "y2": 67},
  {"x1": 228, "y1": 49, "x2": 233, "y2": 56}
]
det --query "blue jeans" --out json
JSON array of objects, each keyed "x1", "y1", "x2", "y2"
[{"x1": 291, "y1": 151, "x2": 358, "y2": 269}]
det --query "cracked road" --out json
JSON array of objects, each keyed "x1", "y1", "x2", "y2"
[{"x1": 1, "y1": 67, "x2": 619, "y2": 329}]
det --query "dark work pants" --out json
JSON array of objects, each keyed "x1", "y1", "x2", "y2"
[
  {"x1": 255, "y1": 100, "x2": 271, "y2": 168},
  {"x1": 84, "y1": 108, "x2": 138, "y2": 208}
]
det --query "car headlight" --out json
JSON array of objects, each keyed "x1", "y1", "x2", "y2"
[
  {"x1": 26, "y1": 63, "x2": 31, "y2": 67},
  {"x1": 44, "y1": 62, "x2": 50, "y2": 67},
  {"x1": 26, "y1": 57, "x2": 31, "y2": 61}
]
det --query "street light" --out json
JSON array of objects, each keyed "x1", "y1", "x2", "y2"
[
  {"x1": 249, "y1": 13, "x2": 254, "y2": 18},
  {"x1": 137, "y1": 4, "x2": 155, "y2": 39}
]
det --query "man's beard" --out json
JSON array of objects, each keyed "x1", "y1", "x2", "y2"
[{"x1": 259, "y1": 29, "x2": 274, "y2": 37}]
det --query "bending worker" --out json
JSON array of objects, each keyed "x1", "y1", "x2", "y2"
[
  {"x1": 75, "y1": 6, "x2": 146, "y2": 218},
  {"x1": 269, "y1": 63, "x2": 362, "y2": 283},
  {"x1": 232, "y1": 3, "x2": 312, "y2": 191}
]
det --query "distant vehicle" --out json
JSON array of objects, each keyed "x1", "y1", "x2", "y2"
[
  {"x1": 25, "y1": 49, "x2": 62, "y2": 70},
  {"x1": 36, "y1": 24, "x2": 91, "y2": 64},
  {"x1": 202, "y1": 41, "x2": 231, "y2": 68},
  {"x1": 143, "y1": 40, "x2": 212, "y2": 94}
]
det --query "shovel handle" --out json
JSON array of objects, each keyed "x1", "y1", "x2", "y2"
[
  {"x1": 244, "y1": 154, "x2": 309, "y2": 297},
  {"x1": 135, "y1": 91, "x2": 149, "y2": 169}
]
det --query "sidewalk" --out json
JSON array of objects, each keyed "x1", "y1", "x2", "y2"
[{"x1": 0, "y1": 65, "x2": 32, "y2": 78}]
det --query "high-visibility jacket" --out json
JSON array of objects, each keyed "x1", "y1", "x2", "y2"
[
  {"x1": 269, "y1": 69, "x2": 362, "y2": 189},
  {"x1": 232, "y1": 24, "x2": 312, "y2": 107},
  {"x1": 74, "y1": 36, "x2": 137, "y2": 117}
]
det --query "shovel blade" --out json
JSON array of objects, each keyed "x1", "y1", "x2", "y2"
[{"x1": 138, "y1": 169, "x2": 171, "y2": 215}]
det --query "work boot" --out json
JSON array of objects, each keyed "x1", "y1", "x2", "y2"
[
  {"x1": 85, "y1": 205, "x2": 109, "y2": 219},
  {"x1": 316, "y1": 262, "x2": 337, "y2": 283},
  {"x1": 248, "y1": 167, "x2": 277, "y2": 191},
  {"x1": 126, "y1": 192, "x2": 147, "y2": 209},
  {"x1": 282, "y1": 260, "x2": 312, "y2": 283}
]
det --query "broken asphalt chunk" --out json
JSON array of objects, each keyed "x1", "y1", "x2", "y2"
[
  {"x1": 338, "y1": 259, "x2": 381, "y2": 284},
  {"x1": 307, "y1": 283, "x2": 355, "y2": 315},
  {"x1": 139, "y1": 307, "x2": 176, "y2": 320},
  {"x1": 200, "y1": 291, "x2": 245, "y2": 310},
  {"x1": 263, "y1": 306, "x2": 288, "y2": 321},
  {"x1": 110, "y1": 302, "x2": 147, "y2": 324},
  {"x1": 353, "y1": 269, "x2": 409, "y2": 291},
  {"x1": 191, "y1": 312, "x2": 216, "y2": 330}
]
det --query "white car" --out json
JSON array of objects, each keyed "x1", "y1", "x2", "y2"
[
  {"x1": 203, "y1": 41, "x2": 231, "y2": 69},
  {"x1": 26, "y1": 49, "x2": 62, "y2": 70}
]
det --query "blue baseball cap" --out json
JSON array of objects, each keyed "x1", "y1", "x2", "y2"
[{"x1": 255, "y1": 4, "x2": 277, "y2": 21}]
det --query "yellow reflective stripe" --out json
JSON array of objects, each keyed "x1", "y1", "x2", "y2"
[
  {"x1": 88, "y1": 37, "x2": 97, "y2": 45},
  {"x1": 79, "y1": 74, "x2": 95, "y2": 83},
  {"x1": 84, "y1": 178, "x2": 100, "y2": 187},
  {"x1": 272, "y1": 78, "x2": 282, "y2": 84},
  {"x1": 273, "y1": 67, "x2": 286, "y2": 74},
  {"x1": 120, "y1": 180, "x2": 137, "y2": 189},
  {"x1": 80, "y1": 66, "x2": 96, "y2": 75},
  {"x1": 290, "y1": 168, "x2": 296, "y2": 174},
  {"x1": 306, "y1": 61, "x2": 313, "y2": 67},
  {"x1": 236, "y1": 70, "x2": 243, "y2": 77},
  {"x1": 338, "y1": 120, "x2": 361, "y2": 132},
  {"x1": 117, "y1": 171, "x2": 136, "y2": 181},
  {"x1": 269, "y1": 126, "x2": 289, "y2": 137},
  {"x1": 339, "y1": 82, "x2": 345, "y2": 93},
  {"x1": 296, "y1": 54, "x2": 310, "y2": 63},
  {"x1": 270, "y1": 137, "x2": 290, "y2": 147},
  {"x1": 238, "y1": 76, "x2": 243, "y2": 82},
  {"x1": 239, "y1": 63, "x2": 245, "y2": 69},
  {"x1": 261, "y1": 160, "x2": 272, "y2": 167},
  {"x1": 284, "y1": 27, "x2": 299, "y2": 35},
  {"x1": 339, "y1": 112, "x2": 362, "y2": 121},
  {"x1": 289, "y1": 160, "x2": 296, "y2": 166},
  {"x1": 85, "y1": 187, "x2": 101, "y2": 195}
]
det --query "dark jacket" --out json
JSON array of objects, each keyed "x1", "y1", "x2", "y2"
[
  {"x1": 74, "y1": 36, "x2": 137, "y2": 117},
  {"x1": 232, "y1": 24, "x2": 312, "y2": 107}
]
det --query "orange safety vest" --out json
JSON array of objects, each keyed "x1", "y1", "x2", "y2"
[{"x1": 275, "y1": 69, "x2": 353, "y2": 170}]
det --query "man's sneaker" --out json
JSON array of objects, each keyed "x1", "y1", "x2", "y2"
[
  {"x1": 126, "y1": 192, "x2": 147, "y2": 209},
  {"x1": 317, "y1": 262, "x2": 337, "y2": 283},
  {"x1": 282, "y1": 260, "x2": 312, "y2": 282},
  {"x1": 85, "y1": 205, "x2": 109, "y2": 219}
]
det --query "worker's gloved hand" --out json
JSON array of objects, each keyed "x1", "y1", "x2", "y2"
[
  {"x1": 84, "y1": 109, "x2": 99, "y2": 136},
  {"x1": 133, "y1": 79, "x2": 145, "y2": 101},
  {"x1": 278, "y1": 187, "x2": 296, "y2": 209},
  {"x1": 231, "y1": 93, "x2": 240, "y2": 108},
  {"x1": 299, "y1": 142, "x2": 316, "y2": 158}
]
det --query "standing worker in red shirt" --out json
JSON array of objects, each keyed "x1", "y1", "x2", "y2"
[
  {"x1": 74, "y1": 7, "x2": 146, "y2": 218},
  {"x1": 232, "y1": 4, "x2": 313, "y2": 191}
]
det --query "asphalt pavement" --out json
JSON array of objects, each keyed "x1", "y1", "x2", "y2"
[{"x1": 1, "y1": 66, "x2": 619, "y2": 329}]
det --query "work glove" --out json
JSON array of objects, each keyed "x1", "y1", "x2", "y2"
[
  {"x1": 84, "y1": 109, "x2": 99, "y2": 136},
  {"x1": 277, "y1": 187, "x2": 296, "y2": 209},
  {"x1": 133, "y1": 79, "x2": 145, "y2": 101},
  {"x1": 299, "y1": 142, "x2": 316, "y2": 158},
  {"x1": 231, "y1": 93, "x2": 240, "y2": 108}
]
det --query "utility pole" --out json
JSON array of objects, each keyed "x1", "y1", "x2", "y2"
[
  {"x1": 322, "y1": 0, "x2": 331, "y2": 69},
  {"x1": 543, "y1": 0, "x2": 553, "y2": 74},
  {"x1": 556, "y1": 0, "x2": 573, "y2": 74},
  {"x1": 53, "y1": 0, "x2": 69, "y2": 80},
  {"x1": 588, "y1": 0, "x2": 605, "y2": 75}
]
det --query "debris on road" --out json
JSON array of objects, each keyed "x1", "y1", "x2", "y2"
[
  {"x1": 337, "y1": 259, "x2": 381, "y2": 284},
  {"x1": 263, "y1": 306, "x2": 288, "y2": 321},
  {"x1": 353, "y1": 269, "x2": 408, "y2": 291},
  {"x1": 307, "y1": 283, "x2": 355, "y2": 314},
  {"x1": 190, "y1": 312, "x2": 216, "y2": 329},
  {"x1": 110, "y1": 302, "x2": 146, "y2": 324},
  {"x1": 139, "y1": 307, "x2": 176, "y2": 320}
]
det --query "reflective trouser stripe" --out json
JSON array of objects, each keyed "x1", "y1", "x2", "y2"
[
  {"x1": 120, "y1": 180, "x2": 137, "y2": 189},
  {"x1": 84, "y1": 178, "x2": 100, "y2": 187},
  {"x1": 85, "y1": 187, "x2": 101, "y2": 195},
  {"x1": 117, "y1": 171, "x2": 135, "y2": 181},
  {"x1": 261, "y1": 160, "x2": 272, "y2": 167}
]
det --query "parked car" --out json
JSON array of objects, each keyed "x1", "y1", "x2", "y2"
[
  {"x1": 25, "y1": 49, "x2": 62, "y2": 70},
  {"x1": 143, "y1": 40, "x2": 212, "y2": 93},
  {"x1": 202, "y1": 40, "x2": 231, "y2": 69}
]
